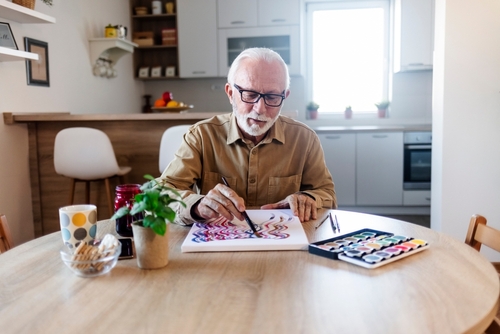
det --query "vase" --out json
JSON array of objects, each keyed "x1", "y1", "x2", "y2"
[
  {"x1": 132, "y1": 222, "x2": 170, "y2": 269},
  {"x1": 12, "y1": 0, "x2": 35, "y2": 9},
  {"x1": 378, "y1": 108, "x2": 387, "y2": 118}
]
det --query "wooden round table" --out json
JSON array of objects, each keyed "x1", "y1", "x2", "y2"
[{"x1": 0, "y1": 210, "x2": 498, "y2": 333}]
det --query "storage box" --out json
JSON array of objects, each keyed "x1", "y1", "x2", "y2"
[
  {"x1": 161, "y1": 29, "x2": 176, "y2": 38},
  {"x1": 162, "y1": 37, "x2": 176, "y2": 46},
  {"x1": 133, "y1": 32, "x2": 154, "y2": 46}
]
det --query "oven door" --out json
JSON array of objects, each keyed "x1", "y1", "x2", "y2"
[{"x1": 404, "y1": 144, "x2": 432, "y2": 190}]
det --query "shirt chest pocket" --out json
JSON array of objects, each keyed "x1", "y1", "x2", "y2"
[{"x1": 268, "y1": 175, "x2": 301, "y2": 203}]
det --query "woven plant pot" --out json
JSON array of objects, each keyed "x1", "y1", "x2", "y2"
[
  {"x1": 132, "y1": 222, "x2": 170, "y2": 269},
  {"x1": 12, "y1": 0, "x2": 35, "y2": 10}
]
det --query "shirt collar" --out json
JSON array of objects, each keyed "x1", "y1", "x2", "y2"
[{"x1": 227, "y1": 113, "x2": 285, "y2": 145}]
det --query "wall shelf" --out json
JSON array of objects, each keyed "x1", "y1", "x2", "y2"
[
  {"x1": 0, "y1": 0, "x2": 56, "y2": 23},
  {"x1": 0, "y1": 46, "x2": 38, "y2": 62},
  {"x1": 89, "y1": 38, "x2": 137, "y2": 65}
]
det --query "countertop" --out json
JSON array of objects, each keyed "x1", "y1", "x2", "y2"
[{"x1": 313, "y1": 124, "x2": 431, "y2": 132}]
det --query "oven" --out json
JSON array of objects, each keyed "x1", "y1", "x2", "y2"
[{"x1": 403, "y1": 132, "x2": 432, "y2": 190}]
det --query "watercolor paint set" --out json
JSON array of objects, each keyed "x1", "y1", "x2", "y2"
[{"x1": 308, "y1": 228, "x2": 429, "y2": 269}]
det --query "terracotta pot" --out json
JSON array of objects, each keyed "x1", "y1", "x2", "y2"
[
  {"x1": 132, "y1": 222, "x2": 169, "y2": 269},
  {"x1": 378, "y1": 108, "x2": 387, "y2": 118},
  {"x1": 308, "y1": 109, "x2": 318, "y2": 120}
]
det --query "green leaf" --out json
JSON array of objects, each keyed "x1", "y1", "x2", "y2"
[{"x1": 111, "y1": 206, "x2": 130, "y2": 219}]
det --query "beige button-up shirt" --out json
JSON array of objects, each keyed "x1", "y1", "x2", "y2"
[{"x1": 160, "y1": 113, "x2": 336, "y2": 225}]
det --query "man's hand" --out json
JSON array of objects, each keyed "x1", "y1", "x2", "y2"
[
  {"x1": 193, "y1": 183, "x2": 245, "y2": 221},
  {"x1": 260, "y1": 193, "x2": 317, "y2": 222}
]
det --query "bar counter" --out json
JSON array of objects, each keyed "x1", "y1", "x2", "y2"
[{"x1": 4, "y1": 111, "x2": 232, "y2": 237}]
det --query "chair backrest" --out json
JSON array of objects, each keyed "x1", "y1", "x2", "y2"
[
  {"x1": 54, "y1": 127, "x2": 121, "y2": 180},
  {"x1": 465, "y1": 214, "x2": 500, "y2": 253},
  {"x1": 159, "y1": 125, "x2": 191, "y2": 174},
  {"x1": 0, "y1": 214, "x2": 13, "y2": 253}
]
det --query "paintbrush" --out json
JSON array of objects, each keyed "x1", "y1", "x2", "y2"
[
  {"x1": 221, "y1": 177, "x2": 262, "y2": 238},
  {"x1": 315, "y1": 215, "x2": 329, "y2": 230},
  {"x1": 329, "y1": 212, "x2": 337, "y2": 233}
]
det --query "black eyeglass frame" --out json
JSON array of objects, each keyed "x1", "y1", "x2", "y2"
[{"x1": 233, "y1": 84, "x2": 286, "y2": 107}]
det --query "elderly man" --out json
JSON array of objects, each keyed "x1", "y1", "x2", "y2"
[{"x1": 160, "y1": 47, "x2": 336, "y2": 225}]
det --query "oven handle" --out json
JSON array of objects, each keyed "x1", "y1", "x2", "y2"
[{"x1": 405, "y1": 145, "x2": 432, "y2": 149}]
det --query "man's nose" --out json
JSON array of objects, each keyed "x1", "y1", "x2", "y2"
[{"x1": 253, "y1": 97, "x2": 267, "y2": 114}]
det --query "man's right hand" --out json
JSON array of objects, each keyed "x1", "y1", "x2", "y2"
[{"x1": 193, "y1": 183, "x2": 246, "y2": 222}]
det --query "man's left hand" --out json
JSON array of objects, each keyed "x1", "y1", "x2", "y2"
[{"x1": 260, "y1": 193, "x2": 317, "y2": 222}]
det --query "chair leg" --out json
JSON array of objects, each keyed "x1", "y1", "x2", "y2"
[
  {"x1": 85, "y1": 181, "x2": 90, "y2": 204},
  {"x1": 69, "y1": 179, "x2": 76, "y2": 205},
  {"x1": 104, "y1": 178, "x2": 113, "y2": 217}
]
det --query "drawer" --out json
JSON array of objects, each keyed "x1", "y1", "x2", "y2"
[{"x1": 403, "y1": 190, "x2": 431, "y2": 206}]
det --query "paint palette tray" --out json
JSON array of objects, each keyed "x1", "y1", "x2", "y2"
[{"x1": 308, "y1": 228, "x2": 429, "y2": 269}]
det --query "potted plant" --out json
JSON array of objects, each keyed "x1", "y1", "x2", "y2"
[
  {"x1": 344, "y1": 105, "x2": 353, "y2": 119},
  {"x1": 375, "y1": 100, "x2": 390, "y2": 118},
  {"x1": 306, "y1": 101, "x2": 320, "y2": 120},
  {"x1": 112, "y1": 174, "x2": 185, "y2": 269}
]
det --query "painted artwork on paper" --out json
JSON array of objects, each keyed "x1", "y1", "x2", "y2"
[{"x1": 181, "y1": 209, "x2": 309, "y2": 252}]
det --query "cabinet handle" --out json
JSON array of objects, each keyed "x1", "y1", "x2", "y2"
[
  {"x1": 425, "y1": 197, "x2": 431, "y2": 201},
  {"x1": 325, "y1": 135, "x2": 341, "y2": 140},
  {"x1": 230, "y1": 21, "x2": 245, "y2": 25},
  {"x1": 271, "y1": 19, "x2": 286, "y2": 23},
  {"x1": 192, "y1": 71, "x2": 206, "y2": 74},
  {"x1": 372, "y1": 134, "x2": 388, "y2": 139}
]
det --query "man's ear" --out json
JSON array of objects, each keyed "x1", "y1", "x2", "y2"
[
  {"x1": 225, "y1": 83, "x2": 233, "y2": 103},
  {"x1": 284, "y1": 89, "x2": 291, "y2": 99}
]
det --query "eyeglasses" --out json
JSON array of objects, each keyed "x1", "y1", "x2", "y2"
[{"x1": 233, "y1": 84, "x2": 285, "y2": 107}]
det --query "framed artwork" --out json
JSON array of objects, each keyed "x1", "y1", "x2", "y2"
[
  {"x1": 0, "y1": 22, "x2": 18, "y2": 49},
  {"x1": 24, "y1": 38, "x2": 50, "y2": 87}
]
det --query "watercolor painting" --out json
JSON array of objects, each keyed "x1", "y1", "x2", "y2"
[{"x1": 181, "y1": 209, "x2": 309, "y2": 252}]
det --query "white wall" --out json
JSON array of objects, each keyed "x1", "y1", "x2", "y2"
[
  {"x1": 0, "y1": 0, "x2": 143, "y2": 245},
  {"x1": 432, "y1": 0, "x2": 500, "y2": 261}
]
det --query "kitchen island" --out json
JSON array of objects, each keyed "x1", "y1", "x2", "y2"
[{"x1": 3, "y1": 112, "x2": 233, "y2": 237}]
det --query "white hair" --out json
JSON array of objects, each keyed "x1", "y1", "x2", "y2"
[{"x1": 227, "y1": 47, "x2": 290, "y2": 89}]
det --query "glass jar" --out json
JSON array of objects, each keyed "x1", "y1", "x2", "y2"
[{"x1": 114, "y1": 184, "x2": 142, "y2": 237}]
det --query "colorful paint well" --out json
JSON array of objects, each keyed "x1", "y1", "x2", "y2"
[
  {"x1": 374, "y1": 251, "x2": 392, "y2": 259},
  {"x1": 410, "y1": 239, "x2": 428, "y2": 246},
  {"x1": 345, "y1": 249, "x2": 363, "y2": 257},
  {"x1": 365, "y1": 243, "x2": 382, "y2": 250},
  {"x1": 402, "y1": 242, "x2": 419, "y2": 250},
  {"x1": 384, "y1": 247, "x2": 402, "y2": 256},
  {"x1": 394, "y1": 245, "x2": 410, "y2": 253},
  {"x1": 392, "y1": 235, "x2": 409, "y2": 242},
  {"x1": 363, "y1": 254, "x2": 383, "y2": 263}
]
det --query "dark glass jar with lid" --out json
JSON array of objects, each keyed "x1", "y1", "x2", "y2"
[{"x1": 114, "y1": 184, "x2": 143, "y2": 237}]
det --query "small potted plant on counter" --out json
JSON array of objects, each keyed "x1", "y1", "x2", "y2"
[
  {"x1": 344, "y1": 105, "x2": 353, "y2": 119},
  {"x1": 112, "y1": 174, "x2": 185, "y2": 269},
  {"x1": 306, "y1": 101, "x2": 320, "y2": 120},
  {"x1": 375, "y1": 100, "x2": 390, "y2": 118}
]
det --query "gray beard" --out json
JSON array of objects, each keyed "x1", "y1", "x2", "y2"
[{"x1": 231, "y1": 101, "x2": 280, "y2": 137}]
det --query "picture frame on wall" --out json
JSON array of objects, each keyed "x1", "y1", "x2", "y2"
[
  {"x1": 24, "y1": 37, "x2": 50, "y2": 87},
  {"x1": 0, "y1": 22, "x2": 18, "y2": 49}
]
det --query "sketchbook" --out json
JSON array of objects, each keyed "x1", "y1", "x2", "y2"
[{"x1": 181, "y1": 209, "x2": 309, "y2": 252}]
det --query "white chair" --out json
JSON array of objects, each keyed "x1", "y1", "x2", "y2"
[
  {"x1": 54, "y1": 127, "x2": 132, "y2": 216},
  {"x1": 159, "y1": 125, "x2": 191, "y2": 174}
]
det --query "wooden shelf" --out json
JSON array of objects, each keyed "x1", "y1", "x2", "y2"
[
  {"x1": 0, "y1": 46, "x2": 38, "y2": 62},
  {"x1": 0, "y1": 0, "x2": 56, "y2": 23}
]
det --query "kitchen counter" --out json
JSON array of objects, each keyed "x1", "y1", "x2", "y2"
[{"x1": 313, "y1": 124, "x2": 432, "y2": 132}]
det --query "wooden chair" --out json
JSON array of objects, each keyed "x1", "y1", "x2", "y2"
[
  {"x1": 465, "y1": 214, "x2": 500, "y2": 334},
  {"x1": 0, "y1": 214, "x2": 14, "y2": 253}
]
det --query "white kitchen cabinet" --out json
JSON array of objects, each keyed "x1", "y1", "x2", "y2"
[
  {"x1": 258, "y1": 0, "x2": 300, "y2": 26},
  {"x1": 217, "y1": 0, "x2": 257, "y2": 28},
  {"x1": 318, "y1": 133, "x2": 356, "y2": 207},
  {"x1": 403, "y1": 190, "x2": 431, "y2": 206},
  {"x1": 356, "y1": 132, "x2": 404, "y2": 206},
  {"x1": 177, "y1": 0, "x2": 218, "y2": 78},
  {"x1": 394, "y1": 0, "x2": 434, "y2": 72},
  {"x1": 217, "y1": 0, "x2": 299, "y2": 28}
]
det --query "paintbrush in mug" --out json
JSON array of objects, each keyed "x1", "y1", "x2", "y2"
[{"x1": 221, "y1": 177, "x2": 262, "y2": 238}]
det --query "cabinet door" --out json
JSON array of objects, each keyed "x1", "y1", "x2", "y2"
[
  {"x1": 394, "y1": 0, "x2": 434, "y2": 72},
  {"x1": 217, "y1": 0, "x2": 258, "y2": 28},
  {"x1": 318, "y1": 133, "x2": 356, "y2": 207},
  {"x1": 258, "y1": 0, "x2": 300, "y2": 26},
  {"x1": 356, "y1": 133, "x2": 403, "y2": 205},
  {"x1": 177, "y1": 0, "x2": 218, "y2": 77}
]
